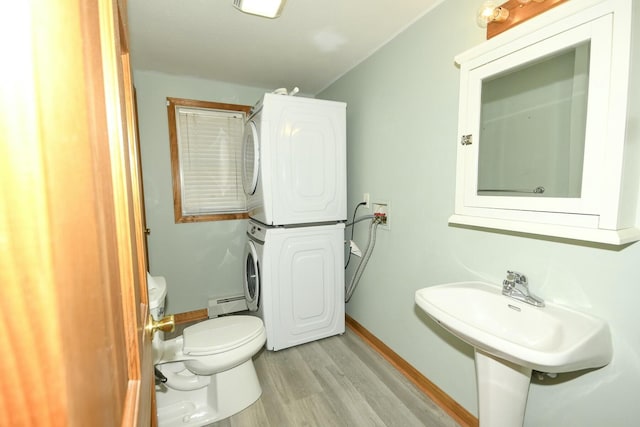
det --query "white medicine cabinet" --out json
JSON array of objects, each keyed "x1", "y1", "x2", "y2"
[{"x1": 450, "y1": 0, "x2": 638, "y2": 245}]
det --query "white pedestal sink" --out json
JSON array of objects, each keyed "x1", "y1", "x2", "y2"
[{"x1": 415, "y1": 281, "x2": 612, "y2": 427}]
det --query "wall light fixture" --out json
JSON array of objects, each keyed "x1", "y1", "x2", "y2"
[
  {"x1": 476, "y1": 0, "x2": 510, "y2": 28},
  {"x1": 480, "y1": 0, "x2": 561, "y2": 39}
]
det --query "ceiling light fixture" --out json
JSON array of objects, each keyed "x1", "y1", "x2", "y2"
[{"x1": 233, "y1": 0, "x2": 287, "y2": 18}]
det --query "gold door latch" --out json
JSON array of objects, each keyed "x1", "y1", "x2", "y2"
[{"x1": 146, "y1": 314, "x2": 175, "y2": 338}]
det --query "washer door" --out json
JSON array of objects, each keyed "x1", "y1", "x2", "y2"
[
  {"x1": 243, "y1": 239, "x2": 260, "y2": 311},
  {"x1": 242, "y1": 120, "x2": 259, "y2": 195}
]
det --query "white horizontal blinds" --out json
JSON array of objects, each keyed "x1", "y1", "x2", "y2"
[{"x1": 176, "y1": 106, "x2": 247, "y2": 215}]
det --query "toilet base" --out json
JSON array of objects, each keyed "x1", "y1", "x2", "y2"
[{"x1": 156, "y1": 358, "x2": 262, "y2": 427}]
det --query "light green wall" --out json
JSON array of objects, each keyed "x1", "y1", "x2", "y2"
[
  {"x1": 133, "y1": 70, "x2": 268, "y2": 314},
  {"x1": 321, "y1": 0, "x2": 640, "y2": 425},
  {"x1": 133, "y1": 0, "x2": 640, "y2": 424}
]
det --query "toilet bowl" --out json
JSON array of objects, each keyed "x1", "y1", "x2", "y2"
[{"x1": 148, "y1": 274, "x2": 266, "y2": 427}]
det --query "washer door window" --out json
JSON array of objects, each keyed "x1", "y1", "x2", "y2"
[
  {"x1": 242, "y1": 120, "x2": 259, "y2": 195},
  {"x1": 243, "y1": 240, "x2": 260, "y2": 311}
]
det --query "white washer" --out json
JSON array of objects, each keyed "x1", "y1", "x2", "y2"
[
  {"x1": 243, "y1": 220, "x2": 345, "y2": 351},
  {"x1": 242, "y1": 93, "x2": 347, "y2": 226}
]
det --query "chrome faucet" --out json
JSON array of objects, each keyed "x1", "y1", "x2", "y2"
[{"x1": 502, "y1": 271, "x2": 545, "y2": 307}]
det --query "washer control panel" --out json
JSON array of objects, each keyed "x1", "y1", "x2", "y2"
[{"x1": 247, "y1": 221, "x2": 267, "y2": 242}]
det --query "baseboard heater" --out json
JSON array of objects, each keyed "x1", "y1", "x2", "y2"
[{"x1": 208, "y1": 294, "x2": 248, "y2": 318}]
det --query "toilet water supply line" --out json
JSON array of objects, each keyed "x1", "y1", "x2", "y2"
[{"x1": 345, "y1": 210, "x2": 384, "y2": 303}]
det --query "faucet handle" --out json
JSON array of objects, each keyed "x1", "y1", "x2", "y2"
[{"x1": 506, "y1": 270, "x2": 527, "y2": 285}]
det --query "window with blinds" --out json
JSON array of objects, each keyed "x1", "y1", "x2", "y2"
[{"x1": 167, "y1": 97, "x2": 251, "y2": 223}]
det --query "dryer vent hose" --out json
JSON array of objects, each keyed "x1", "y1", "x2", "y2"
[{"x1": 345, "y1": 216, "x2": 382, "y2": 303}]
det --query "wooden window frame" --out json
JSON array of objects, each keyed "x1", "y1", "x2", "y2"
[{"x1": 167, "y1": 97, "x2": 251, "y2": 223}]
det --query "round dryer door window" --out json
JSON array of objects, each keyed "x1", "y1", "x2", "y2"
[
  {"x1": 243, "y1": 240, "x2": 260, "y2": 311},
  {"x1": 242, "y1": 120, "x2": 259, "y2": 195}
]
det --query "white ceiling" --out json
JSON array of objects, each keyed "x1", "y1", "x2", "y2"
[{"x1": 127, "y1": 0, "x2": 444, "y2": 94}]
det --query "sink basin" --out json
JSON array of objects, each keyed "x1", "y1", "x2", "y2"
[{"x1": 415, "y1": 281, "x2": 612, "y2": 373}]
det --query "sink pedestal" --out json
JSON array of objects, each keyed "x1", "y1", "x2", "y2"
[{"x1": 475, "y1": 349, "x2": 532, "y2": 427}]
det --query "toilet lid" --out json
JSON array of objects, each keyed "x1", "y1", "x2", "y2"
[{"x1": 182, "y1": 315, "x2": 264, "y2": 356}]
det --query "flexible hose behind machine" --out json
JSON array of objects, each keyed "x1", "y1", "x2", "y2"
[{"x1": 345, "y1": 216, "x2": 382, "y2": 302}]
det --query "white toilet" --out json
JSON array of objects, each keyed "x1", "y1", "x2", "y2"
[{"x1": 148, "y1": 274, "x2": 266, "y2": 427}]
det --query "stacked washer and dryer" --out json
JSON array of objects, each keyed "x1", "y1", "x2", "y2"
[{"x1": 242, "y1": 92, "x2": 347, "y2": 351}]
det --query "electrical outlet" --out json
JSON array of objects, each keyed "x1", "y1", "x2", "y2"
[{"x1": 362, "y1": 193, "x2": 370, "y2": 208}]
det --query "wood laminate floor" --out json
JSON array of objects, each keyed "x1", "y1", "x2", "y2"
[{"x1": 206, "y1": 328, "x2": 461, "y2": 427}]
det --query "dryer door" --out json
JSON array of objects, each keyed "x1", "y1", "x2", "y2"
[
  {"x1": 243, "y1": 239, "x2": 260, "y2": 311},
  {"x1": 242, "y1": 120, "x2": 260, "y2": 195}
]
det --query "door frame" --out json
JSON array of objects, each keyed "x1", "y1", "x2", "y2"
[{"x1": 1, "y1": 0, "x2": 153, "y2": 425}]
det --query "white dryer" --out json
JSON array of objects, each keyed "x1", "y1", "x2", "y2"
[
  {"x1": 242, "y1": 220, "x2": 345, "y2": 351},
  {"x1": 242, "y1": 93, "x2": 347, "y2": 226}
]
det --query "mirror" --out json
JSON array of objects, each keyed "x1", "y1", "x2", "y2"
[{"x1": 477, "y1": 41, "x2": 590, "y2": 198}]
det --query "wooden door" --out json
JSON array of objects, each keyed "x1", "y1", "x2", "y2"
[{"x1": 1, "y1": 0, "x2": 153, "y2": 425}]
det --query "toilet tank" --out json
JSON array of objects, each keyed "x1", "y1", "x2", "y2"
[{"x1": 147, "y1": 273, "x2": 167, "y2": 320}]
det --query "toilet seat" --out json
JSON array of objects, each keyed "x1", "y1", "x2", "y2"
[{"x1": 183, "y1": 316, "x2": 264, "y2": 356}]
